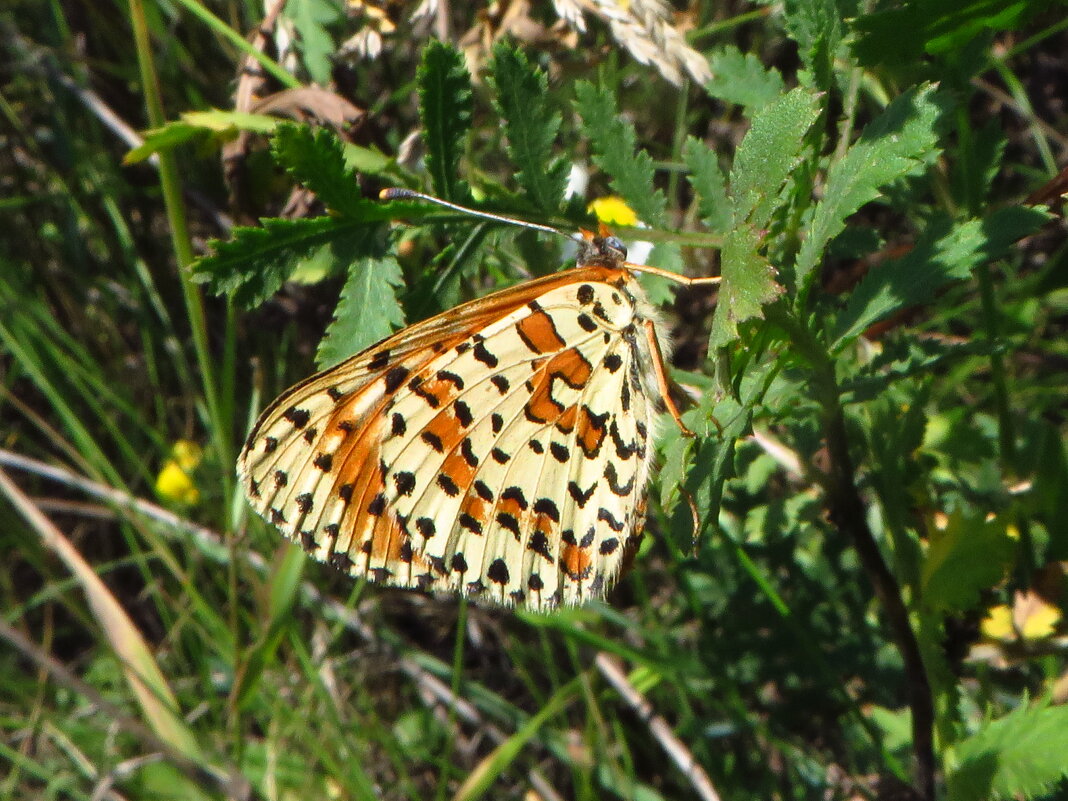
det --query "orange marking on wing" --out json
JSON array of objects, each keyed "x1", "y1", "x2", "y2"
[
  {"x1": 367, "y1": 510, "x2": 407, "y2": 564},
  {"x1": 422, "y1": 409, "x2": 468, "y2": 453},
  {"x1": 561, "y1": 543, "x2": 593, "y2": 581},
  {"x1": 329, "y1": 437, "x2": 385, "y2": 552},
  {"x1": 546, "y1": 349, "x2": 592, "y2": 389},
  {"x1": 516, "y1": 310, "x2": 566, "y2": 354},
  {"x1": 497, "y1": 496, "x2": 526, "y2": 521},
  {"x1": 525, "y1": 375, "x2": 564, "y2": 423},
  {"x1": 413, "y1": 375, "x2": 458, "y2": 407},
  {"x1": 441, "y1": 449, "x2": 477, "y2": 489},
  {"x1": 577, "y1": 406, "x2": 607, "y2": 456},
  {"x1": 556, "y1": 405, "x2": 577, "y2": 434},
  {"x1": 460, "y1": 495, "x2": 489, "y2": 527}
]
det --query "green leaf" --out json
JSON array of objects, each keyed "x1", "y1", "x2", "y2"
[
  {"x1": 285, "y1": 0, "x2": 341, "y2": 84},
  {"x1": 125, "y1": 111, "x2": 279, "y2": 164},
  {"x1": 833, "y1": 207, "x2": 1049, "y2": 345},
  {"x1": 852, "y1": 0, "x2": 1043, "y2": 69},
  {"x1": 783, "y1": 0, "x2": 849, "y2": 90},
  {"x1": 729, "y1": 88, "x2": 820, "y2": 230},
  {"x1": 795, "y1": 84, "x2": 944, "y2": 291},
  {"x1": 709, "y1": 223, "x2": 783, "y2": 348},
  {"x1": 575, "y1": 82, "x2": 666, "y2": 226},
  {"x1": 487, "y1": 44, "x2": 568, "y2": 213},
  {"x1": 194, "y1": 217, "x2": 382, "y2": 307},
  {"x1": 317, "y1": 254, "x2": 406, "y2": 368},
  {"x1": 704, "y1": 46, "x2": 785, "y2": 111},
  {"x1": 921, "y1": 512, "x2": 1015, "y2": 614},
  {"x1": 947, "y1": 699, "x2": 1068, "y2": 801},
  {"x1": 271, "y1": 124, "x2": 372, "y2": 217},
  {"x1": 419, "y1": 40, "x2": 473, "y2": 201},
  {"x1": 683, "y1": 137, "x2": 731, "y2": 234}
]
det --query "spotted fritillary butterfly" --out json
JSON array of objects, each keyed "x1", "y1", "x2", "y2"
[{"x1": 239, "y1": 190, "x2": 719, "y2": 611}]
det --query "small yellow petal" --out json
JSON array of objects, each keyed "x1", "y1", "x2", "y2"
[
  {"x1": 1014, "y1": 592, "x2": 1061, "y2": 640},
  {"x1": 171, "y1": 440, "x2": 203, "y2": 472},
  {"x1": 156, "y1": 460, "x2": 200, "y2": 505},
  {"x1": 981, "y1": 605, "x2": 1014, "y2": 641},
  {"x1": 588, "y1": 196, "x2": 639, "y2": 227}
]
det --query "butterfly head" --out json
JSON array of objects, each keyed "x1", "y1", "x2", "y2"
[{"x1": 577, "y1": 228, "x2": 628, "y2": 269}]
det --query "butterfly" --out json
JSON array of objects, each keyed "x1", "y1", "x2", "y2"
[{"x1": 239, "y1": 189, "x2": 719, "y2": 611}]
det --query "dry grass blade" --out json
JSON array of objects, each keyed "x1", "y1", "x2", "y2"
[
  {"x1": 0, "y1": 466, "x2": 205, "y2": 766},
  {"x1": 595, "y1": 653, "x2": 722, "y2": 801}
]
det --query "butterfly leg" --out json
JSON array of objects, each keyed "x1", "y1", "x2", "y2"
[{"x1": 642, "y1": 319, "x2": 694, "y2": 437}]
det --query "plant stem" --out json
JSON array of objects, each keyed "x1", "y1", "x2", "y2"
[
  {"x1": 128, "y1": 0, "x2": 234, "y2": 504},
  {"x1": 782, "y1": 310, "x2": 936, "y2": 800}
]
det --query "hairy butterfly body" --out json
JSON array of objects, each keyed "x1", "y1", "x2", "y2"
[{"x1": 240, "y1": 195, "x2": 716, "y2": 611}]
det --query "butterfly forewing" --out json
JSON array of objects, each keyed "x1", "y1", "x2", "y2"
[{"x1": 240, "y1": 259, "x2": 669, "y2": 611}]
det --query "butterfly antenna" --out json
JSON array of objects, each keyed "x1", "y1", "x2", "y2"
[{"x1": 380, "y1": 188, "x2": 579, "y2": 243}]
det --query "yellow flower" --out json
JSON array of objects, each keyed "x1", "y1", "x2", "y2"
[
  {"x1": 981, "y1": 592, "x2": 1062, "y2": 642},
  {"x1": 171, "y1": 440, "x2": 203, "y2": 472},
  {"x1": 588, "y1": 196, "x2": 639, "y2": 227},
  {"x1": 980, "y1": 605, "x2": 1013, "y2": 641},
  {"x1": 156, "y1": 440, "x2": 203, "y2": 505}
]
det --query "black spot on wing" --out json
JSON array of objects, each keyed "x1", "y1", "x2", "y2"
[
  {"x1": 500, "y1": 486, "x2": 528, "y2": 509},
  {"x1": 282, "y1": 406, "x2": 310, "y2": 428},
  {"x1": 394, "y1": 471, "x2": 416, "y2": 496},
  {"x1": 597, "y1": 508, "x2": 625, "y2": 532},
  {"x1": 528, "y1": 530, "x2": 554, "y2": 562},
  {"x1": 496, "y1": 512, "x2": 521, "y2": 538},
  {"x1": 487, "y1": 558, "x2": 510, "y2": 585},
  {"x1": 568, "y1": 480, "x2": 596, "y2": 508},
  {"x1": 454, "y1": 400, "x2": 473, "y2": 427},
  {"x1": 533, "y1": 498, "x2": 559, "y2": 521},
  {"x1": 367, "y1": 349, "x2": 391, "y2": 370},
  {"x1": 473, "y1": 341, "x2": 498, "y2": 367},
  {"x1": 384, "y1": 366, "x2": 410, "y2": 393},
  {"x1": 605, "y1": 462, "x2": 635, "y2": 495}
]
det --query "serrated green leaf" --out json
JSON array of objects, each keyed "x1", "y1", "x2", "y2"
[
  {"x1": 683, "y1": 137, "x2": 731, "y2": 234},
  {"x1": 795, "y1": 85, "x2": 943, "y2": 291},
  {"x1": 709, "y1": 224, "x2": 783, "y2": 348},
  {"x1": 316, "y1": 254, "x2": 406, "y2": 368},
  {"x1": 271, "y1": 124, "x2": 371, "y2": 217},
  {"x1": 575, "y1": 83, "x2": 666, "y2": 226},
  {"x1": 921, "y1": 512, "x2": 1015, "y2": 614},
  {"x1": 419, "y1": 40, "x2": 473, "y2": 201},
  {"x1": 705, "y1": 46, "x2": 785, "y2": 110},
  {"x1": 488, "y1": 44, "x2": 568, "y2": 213},
  {"x1": 729, "y1": 88, "x2": 819, "y2": 229},
  {"x1": 833, "y1": 207, "x2": 1049, "y2": 345},
  {"x1": 947, "y1": 700, "x2": 1068, "y2": 801},
  {"x1": 194, "y1": 217, "x2": 381, "y2": 308},
  {"x1": 783, "y1": 0, "x2": 849, "y2": 90}
]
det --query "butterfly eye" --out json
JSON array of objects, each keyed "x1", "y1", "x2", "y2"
[{"x1": 603, "y1": 236, "x2": 628, "y2": 261}]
